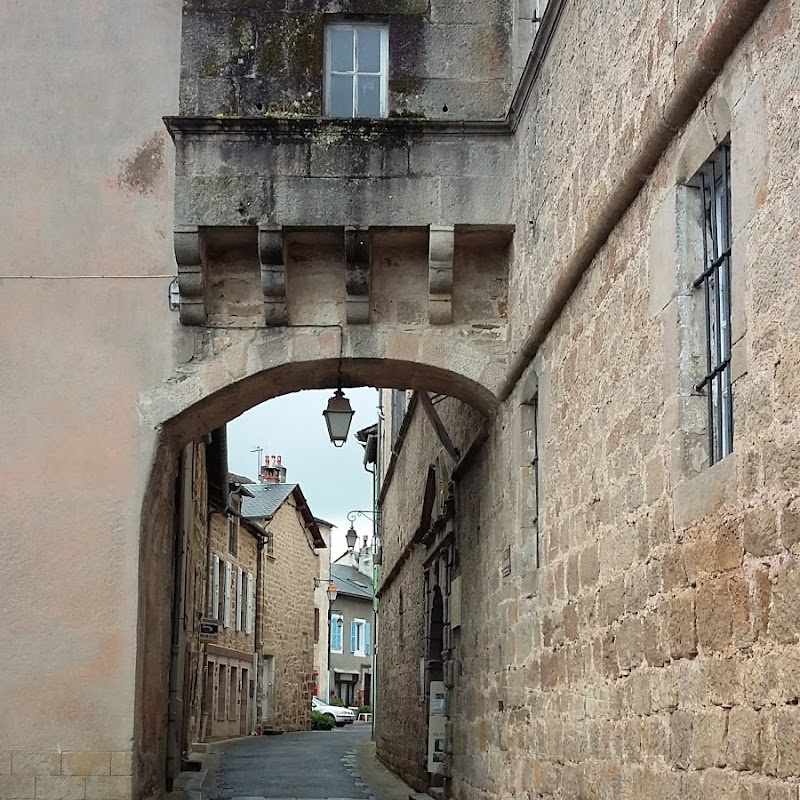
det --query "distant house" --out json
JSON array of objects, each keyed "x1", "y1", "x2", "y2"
[
  {"x1": 312, "y1": 517, "x2": 335, "y2": 701},
  {"x1": 241, "y1": 460, "x2": 326, "y2": 732},
  {"x1": 329, "y1": 560, "x2": 374, "y2": 707}
]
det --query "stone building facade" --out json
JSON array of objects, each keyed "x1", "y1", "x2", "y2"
[
  {"x1": 243, "y1": 482, "x2": 326, "y2": 732},
  {"x1": 202, "y1": 485, "x2": 260, "y2": 741},
  {"x1": 371, "y1": 4, "x2": 800, "y2": 799},
  {"x1": 313, "y1": 518, "x2": 334, "y2": 702},
  {"x1": 329, "y1": 562, "x2": 374, "y2": 708},
  {"x1": 2, "y1": 2, "x2": 800, "y2": 800}
]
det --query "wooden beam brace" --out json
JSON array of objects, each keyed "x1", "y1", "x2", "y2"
[{"x1": 418, "y1": 392, "x2": 459, "y2": 463}]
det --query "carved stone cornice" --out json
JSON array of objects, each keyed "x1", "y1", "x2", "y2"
[
  {"x1": 259, "y1": 226, "x2": 287, "y2": 326},
  {"x1": 173, "y1": 226, "x2": 206, "y2": 326},
  {"x1": 429, "y1": 225, "x2": 455, "y2": 325},
  {"x1": 345, "y1": 227, "x2": 370, "y2": 325}
]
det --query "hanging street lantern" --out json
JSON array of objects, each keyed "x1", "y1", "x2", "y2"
[
  {"x1": 326, "y1": 583, "x2": 338, "y2": 603},
  {"x1": 345, "y1": 524, "x2": 358, "y2": 551},
  {"x1": 322, "y1": 388, "x2": 355, "y2": 447}
]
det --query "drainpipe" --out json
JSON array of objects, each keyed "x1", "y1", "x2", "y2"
[{"x1": 252, "y1": 535, "x2": 265, "y2": 735}]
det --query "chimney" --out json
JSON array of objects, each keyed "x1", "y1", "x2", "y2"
[{"x1": 259, "y1": 454, "x2": 287, "y2": 484}]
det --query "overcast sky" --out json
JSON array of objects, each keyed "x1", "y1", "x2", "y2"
[{"x1": 227, "y1": 387, "x2": 379, "y2": 559}]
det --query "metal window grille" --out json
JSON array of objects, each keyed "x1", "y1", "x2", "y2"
[
  {"x1": 692, "y1": 144, "x2": 733, "y2": 465},
  {"x1": 531, "y1": 396, "x2": 541, "y2": 566},
  {"x1": 501, "y1": 544, "x2": 512, "y2": 578}
]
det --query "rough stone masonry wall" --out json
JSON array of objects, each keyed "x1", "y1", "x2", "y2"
[
  {"x1": 374, "y1": 2, "x2": 800, "y2": 799},
  {"x1": 376, "y1": 397, "x2": 484, "y2": 791},
  {"x1": 443, "y1": 3, "x2": 800, "y2": 800},
  {"x1": 260, "y1": 498, "x2": 318, "y2": 731},
  {"x1": 179, "y1": 0, "x2": 511, "y2": 119}
]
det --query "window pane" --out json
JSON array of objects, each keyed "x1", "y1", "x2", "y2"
[
  {"x1": 357, "y1": 27, "x2": 382, "y2": 73},
  {"x1": 357, "y1": 75, "x2": 381, "y2": 117},
  {"x1": 329, "y1": 74, "x2": 354, "y2": 117},
  {"x1": 329, "y1": 27, "x2": 354, "y2": 72}
]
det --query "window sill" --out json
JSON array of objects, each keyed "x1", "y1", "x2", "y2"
[{"x1": 673, "y1": 451, "x2": 737, "y2": 530}]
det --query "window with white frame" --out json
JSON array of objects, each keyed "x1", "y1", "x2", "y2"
[
  {"x1": 245, "y1": 572, "x2": 254, "y2": 634},
  {"x1": 350, "y1": 618, "x2": 371, "y2": 656},
  {"x1": 330, "y1": 613, "x2": 344, "y2": 654},
  {"x1": 235, "y1": 567, "x2": 244, "y2": 631},
  {"x1": 533, "y1": 0, "x2": 549, "y2": 26},
  {"x1": 325, "y1": 23, "x2": 388, "y2": 118},
  {"x1": 223, "y1": 560, "x2": 232, "y2": 628},
  {"x1": 692, "y1": 143, "x2": 733, "y2": 466}
]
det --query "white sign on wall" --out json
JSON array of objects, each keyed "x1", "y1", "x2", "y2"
[{"x1": 427, "y1": 680, "x2": 446, "y2": 774}]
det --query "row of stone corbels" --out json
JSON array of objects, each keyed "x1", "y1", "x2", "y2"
[{"x1": 173, "y1": 224, "x2": 455, "y2": 327}]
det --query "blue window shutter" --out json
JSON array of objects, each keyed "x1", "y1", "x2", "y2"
[
  {"x1": 331, "y1": 616, "x2": 341, "y2": 651},
  {"x1": 350, "y1": 620, "x2": 357, "y2": 654},
  {"x1": 365, "y1": 622, "x2": 371, "y2": 655}
]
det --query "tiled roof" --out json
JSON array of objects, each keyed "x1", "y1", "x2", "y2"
[
  {"x1": 331, "y1": 563, "x2": 373, "y2": 600},
  {"x1": 241, "y1": 483, "x2": 297, "y2": 520}
]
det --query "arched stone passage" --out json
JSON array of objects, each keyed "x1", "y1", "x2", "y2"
[
  {"x1": 138, "y1": 324, "x2": 506, "y2": 445},
  {"x1": 133, "y1": 322, "x2": 507, "y2": 793}
]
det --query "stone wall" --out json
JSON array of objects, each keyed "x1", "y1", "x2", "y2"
[
  {"x1": 376, "y1": 1, "x2": 800, "y2": 798},
  {"x1": 179, "y1": 0, "x2": 511, "y2": 119},
  {"x1": 259, "y1": 496, "x2": 318, "y2": 732},
  {"x1": 376, "y1": 396, "x2": 483, "y2": 790}
]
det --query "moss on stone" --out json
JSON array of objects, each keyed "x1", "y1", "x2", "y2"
[
  {"x1": 230, "y1": 16, "x2": 255, "y2": 51},
  {"x1": 257, "y1": 16, "x2": 321, "y2": 82},
  {"x1": 389, "y1": 76, "x2": 424, "y2": 96}
]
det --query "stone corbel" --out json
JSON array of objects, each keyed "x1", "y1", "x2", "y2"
[
  {"x1": 174, "y1": 225, "x2": 206, "y2": 326},
  {"x1": 259, "y1": 226, "x2": 287, "y2": 326},
  {"x1": 429, "y1": 225, "x2": 455, "y2": 325},
  {"x1": 345, "y1": 227, "x2": 370, "y2": 325}
]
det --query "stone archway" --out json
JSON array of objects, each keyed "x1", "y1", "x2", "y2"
[
  {"x1": 133, "y1": 327, "x2": 506, "y2": 796},
  {"x1": 139, "y1": 324, "x2": 506, "y2": 444}
]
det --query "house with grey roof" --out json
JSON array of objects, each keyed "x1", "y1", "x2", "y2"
[
  {"x1": 329, "y1": 561, "x2": 375, "y2": 708},
  {"x1": 236, "y1": 460, "x2": 327, "y2": 733}
]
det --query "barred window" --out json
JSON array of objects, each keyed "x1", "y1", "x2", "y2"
[
  {"x1": 693, "y1": 144, "x2": 733, "y2": 466},
  {"x1": 533, "y1": 0, "x2": 549, "y2": 27}
]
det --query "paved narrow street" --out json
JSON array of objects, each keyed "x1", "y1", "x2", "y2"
[{"x1": 201, "y1": 725, "x2": 411, "y2": 800}]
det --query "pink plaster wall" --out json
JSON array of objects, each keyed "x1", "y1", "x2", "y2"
[{"x1": 0, "y1": 0, "x2": 182, "y2": 762}]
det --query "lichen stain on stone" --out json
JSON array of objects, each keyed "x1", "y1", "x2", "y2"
[{"x1": 117, "y1": 134, "x2": 165, "y2": 196}]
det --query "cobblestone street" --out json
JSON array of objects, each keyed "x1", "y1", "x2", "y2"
[{"x1": 197, "y1": 726, "x2": 410, "y2": 800}]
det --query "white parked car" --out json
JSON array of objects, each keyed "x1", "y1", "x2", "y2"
[{"x1": 312, "y1": 696, "x2": 356, "y2": 727}]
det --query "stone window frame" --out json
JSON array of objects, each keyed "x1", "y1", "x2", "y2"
[
  {"x1": 691, "y1": 143, "x2": 734, "y2": 466},
  {"x1": 651, "y1": 95, "x2": 749, "y2": 526},
  {"x1": 324, "y1": 22, "x2": 389, "y2": 119}
]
